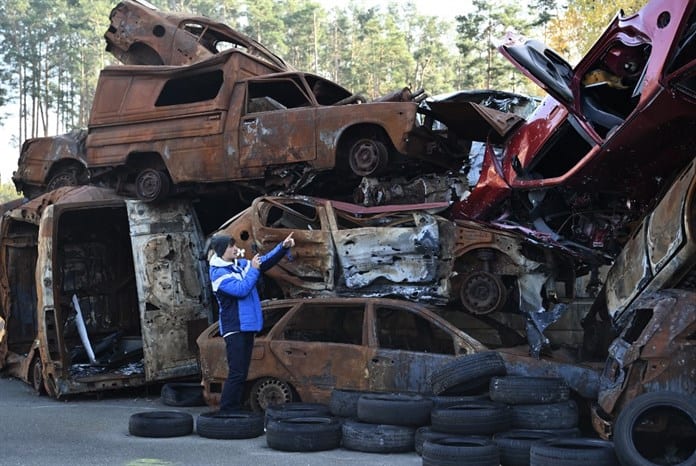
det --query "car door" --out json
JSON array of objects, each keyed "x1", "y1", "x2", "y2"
[
  {"x1": 268, "y1": 300, "x2": 369, "y2": 398},
  {"x1": 126, "y1": 199, "x2": 212, "y2": 381},
  {"x1": 239, "y1": 78, "x2": 317, "y2": 168},
  {"x1": 366, "y1": 302, "x2": 462, "y2": 393}
]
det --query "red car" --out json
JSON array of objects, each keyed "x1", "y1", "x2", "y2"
[{"x1": 449, "y1": 0, "x2": 696, "y2": 259}]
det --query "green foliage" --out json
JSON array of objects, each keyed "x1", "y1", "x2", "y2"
[{"x1": 0, "y1": 182, "x2": 22, "y2": 204}]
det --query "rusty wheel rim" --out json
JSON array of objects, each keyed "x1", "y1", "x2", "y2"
[
  {"x1": 460, "y1": 271, "x2": 506, "y2": 315},
  {"x1": 253, "y1": 378, "x2": 292, "y2": 411},
  {"x1": 348, "y1": 139, "x2": 387, "y2": 177}
]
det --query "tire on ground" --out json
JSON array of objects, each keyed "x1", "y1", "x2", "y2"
[
  {"x1": 431, "y1": 400, "x2": 511, "y2": 435},
  {"x1": 266, "y1": 416, "x2": 342, "y2": 452},
  {"x1": 128, "y1": 411, "x2": 194, "y2": 438},
  {"x1": 264, "y1": 402, "x2": 331, "y2": 427},
  {"x1": 341, "y1": 419, "x2": 416, "y2": 453},
  {"x1": 530, "y1": 438, "x2": 618, "y2": 466},
  {"x1": 493, "y1": 429, "x2": 561, "y2": 466},
  {"x1": 430, "y1": 351, "x2": 506, "y2": 395},
  {"x1": 489, "y1": 376, "x2": 570, "y2": 404},
  {"x1": 357, "y1": 393, "x2": 432, "y2": 426},
  {"x1": 510, "y1": 401, "x2": 579, "y2": 430},
  {"x1": 329, "y1": 389, "x2": 370, "y2": 418},
  {"x1": 160, "y1": 382, "x2": 206, "y2": 407},
  {"x1": 613, "y1": 391, "x2": 696, "y2": 466},
  {"x1": 196, "y1": 411, "x2": 264, "y2": 439},
  {"x1": 422, "y1": 437, "x2": 500, "y2": 466},
  {"x1": 415, "y1": 426, "x2": 487, "y2": 457}
]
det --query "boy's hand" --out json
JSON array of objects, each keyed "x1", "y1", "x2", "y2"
[{"x1": 251, "y1": 254, "x2": 262, "y2": 269}]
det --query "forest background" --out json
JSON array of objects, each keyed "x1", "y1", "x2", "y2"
[{"x1": 0, "y1": 0, "x2": 647, "y2": 200}]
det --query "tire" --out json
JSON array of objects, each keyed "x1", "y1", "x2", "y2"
[
  {"x1": 128, "y1": 411, "x2": 193, "y2": 438},
  {"x1": 348, "y1": 138, "x2": 389, "y2": 177},
  {"x1": 431, "y1": 401, "x2": 511, "y2": 435},
  {"x1": 613, "y1": 391, "x2": 696, "y2": 466},
  {"x1": 530, "y1": 438, "x2": 618, "y2": 466},
  {"x1": 266, "y1": 416, "x2": 342, "y2": 452},
  {"x1": 510, "y1": 401, "x2": 579, "y2": 430},
  {"x1": 493, "y1": 430, "x2": 561, "y2": 466},
  {"x1": 160, "y1": 382, "x2": 206, "y2": 407},
  {"x1": 415, "y1": 426, "x2": 487, "y2": 457},
  {"x1": 135, "y1": 168, "x2": 170, "y2": 202},
  {"x1": 264, "y1": 402, "x2": 331, "y2": 427},
  {"x1": 46, "y1": 166, "x2": 83, "y2": 191},
  {"x1": 249, "y1": 377, "x2": 295, "y2": 412},
  {"x1": 357, "y1": 393, "x2": 432, "y2": 427},
  {"x1": 330, "y1": 389, "x2": 370, "y2": 418},
  {"x1": 196, "y1": 411, "x2": 264, "y2": 439},
  {"x1": 30, "y1": 357, "x2": 47, "y2": 396},
  {"x1": 430, "y1": 394, "x2": 491, "y2": 409},
  {"x1": 490, "y1": 376, "x2": 570, "y2": 405},
  {"x1": 430, "y1": 351, "x2": 507, "y2": 395},
  {"x1": 422, "y1": 437, "x2": 500, "y2": 466},
  {"x1": 341, "y1": 419, "x2": 416, "y2": 453}
]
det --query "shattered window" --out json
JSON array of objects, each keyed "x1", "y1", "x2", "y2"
[
  {"x1": 281, "y1": 303, "x2": 364, "y2": 344},
  {"x1": 375, "y1": 306, "x2": 455, "y2": 354},
  {"x1": 259, "y1": 200, "x2": 321, "y2": 230},
  {"x1": 258, "y1": 304, "x2": 293, "y2": 337},
  {"x1": 155, "y1": 70, "x2": 223, "y2": 106},
  {"x1": 247, "y1": 79, "x2": 311, "y2": 113}
]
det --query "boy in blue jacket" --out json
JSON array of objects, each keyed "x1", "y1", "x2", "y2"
[{"x1": 208, "y1": 232, "x2": 294, "y2": 413}]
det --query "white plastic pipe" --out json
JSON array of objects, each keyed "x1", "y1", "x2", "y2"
[{"x1": 72, "y1": 294, "x2": 97, "y2": 365}]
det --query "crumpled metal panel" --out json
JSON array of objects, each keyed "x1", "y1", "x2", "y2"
[{"x1": 598, "y1": 289, "x2": 696, "y2": 417}]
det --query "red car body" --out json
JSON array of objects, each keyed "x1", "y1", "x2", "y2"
[{"x1": 452, "y1": 0, "x2": 696, "y2": 258}]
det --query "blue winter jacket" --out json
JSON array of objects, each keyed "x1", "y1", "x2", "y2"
[{"x1": 209, "y1": 242, "x2": 288, "y2": 334}]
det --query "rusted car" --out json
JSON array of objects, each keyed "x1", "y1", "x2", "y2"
[
  {"x1": 213, "y1": 195, "x2": 603, "y2": 354},
  {"x1": 0, "y1": 186, "x2": 211, "y2": 397},
  {"x1": 196, "y1": 297, "x2": 486, "y2": 409},
  {"x1": 104, "y1": 0, "x2": 290, "y2": 69},
  {"x1": 450, "y1": 0, "x2": 696, "y2": 261},
  {"x1": 584, "y1": 159, "x2": 696, "y2": 463},
  {"x1": 13, "y1": 45, "x2": 444, "y2": 202}
]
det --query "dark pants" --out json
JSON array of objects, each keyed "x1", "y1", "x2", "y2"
[{"x1": 220, "y1": 331, "x2": 255, "y2": 412}]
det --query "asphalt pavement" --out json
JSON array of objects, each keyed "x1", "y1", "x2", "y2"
[{"x1": 0, "y1": 376, "x2": 422, "y2": 466}]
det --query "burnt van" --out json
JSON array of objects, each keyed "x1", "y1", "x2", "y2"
[{"x1": 0, "y1": 186, "x2": 211, "y2": 397}]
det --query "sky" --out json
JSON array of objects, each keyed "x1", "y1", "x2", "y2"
[{"x1": 0, "y1": 0, "x2": 473, "y2": 184}]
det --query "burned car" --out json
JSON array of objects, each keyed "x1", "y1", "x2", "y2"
[
  {"x1": 196, "y1": 296, "x2": 487, "y2": 409},
  {"x1": 582, "y1": 159, "x2": 696, "y2": 463},
  {"x1": 449, "y1": 0, "x2": 696, "y2": 261},
  {"x1": 104, "y1": 0, "x2": 290, "y2": 69},
  {"x1": 0, "y1": 186, "x2": 211, "y2": 397},
  {"x1": 13, "y1": 44, "x2": 444, "y2": 202},
  {"x1": 214, "y1": 195, "x2": 602, "y2": 354}
]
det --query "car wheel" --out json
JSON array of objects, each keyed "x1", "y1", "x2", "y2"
[
  {"x1": 135, "y1": 168, "x2": 170, "y2": 202},
  {"x1": 510, "y1": 401, "x2": 579, "y2": 430},
  {"x1": 341, "y1": 419, "x2": 416, "y2": 453},
  {"x1": 430, "y1": 351, "x2": 507, "y2": 395},
  {"x1": 459, "y1": 271, "x2": 507, "y2": 315},
  {"x1": 30, "y1": 357, "x2": 46, "y2": 396},
  {"x1": 613, "y1": 391, "x2": 696, "y2": 466},
  {"x1": 430, "y1": 400, "x2": 511, "y2": 435},
  {"x1": 196, "y1": 411, "x2": 264, "y2": 440},
  {"x1": 46, "y1": 166, "x2": 83, "y2": 191},
  {"x1": 489, "y1": 376, "x2": 570, "y2": 405},
  {"x1": 249, "y1": 377, "x2": 294, "y2": 412},
  {"x1": 530, "y1": 438, "x2": 618, "y2": 466},
  {"x1": 415, "y1": 426, "x2": 486, "y2": 457},
  {"x1": 264, "y1": 402, "x2": 331, "y2": 427},
  {"x1": 357, "y1": 393, "x2": 433, "y2": 427},
  {"x1": 128, "y1": 411, "x2": 194, "y2": 438},
  {"x1": 160, "y1": 382, "x2": 206, "y2": 407},
  {"x1": 422, "y1": 437, "x2": 500, "y2": 466},
  {"x1": 348, "y1": 138, "x2": 388, "y2": 177},
  {"x1": 266, "y1": 416, "x2": 342, "y2": 452}
]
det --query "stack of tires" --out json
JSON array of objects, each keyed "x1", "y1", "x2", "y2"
[
  {"x1": 420, "y1": 351, "x2": 619, "y2": 466},
  {"x1": 341, "y1": 392, "x2": 433, "y2": 454},
  {"x1": 264, "y1": 402, "x2": 342, "y2": 452}
]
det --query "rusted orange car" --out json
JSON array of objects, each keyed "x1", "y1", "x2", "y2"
[
  {"x1": 196, "y1": 296, "x2": 487, "y2": 410},
  {"x1": 104, "y1": 0, "x2": 290, "y2": 69}
]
